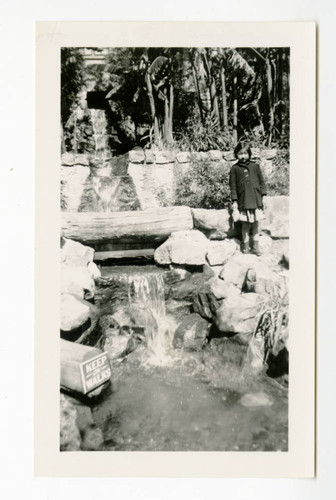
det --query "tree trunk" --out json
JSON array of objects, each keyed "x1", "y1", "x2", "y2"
[
  {"x1": 168, "y1": 83, "x2": 174, "y2": 144},
  {"x1": 277, "y1": 48, "x2": 283, "y2": 135},
  {"x1": 265, "y1": 56, "x2": 275, "y2": 146},
  {"x1": 233, "y1": 74, "x2": 238, "y2": 144},
  {"x1": 145, "y1": 72, "x2": 160, "y2": 145},
  {"x1": 220, "y1": 64, "x2": 228, "y2": 129},
  {"x1": 203, "y1": 50, "x2": 220, "y2": 125},
  {"x1": 61, "y1": 206, "x2": 194, "y2": 246},
  {"x1": 164, "y1": 87, "x2": 169, "y2": 144},
  {"x1": 191, "y1": 57, "x2": 204, "y2": 124}
]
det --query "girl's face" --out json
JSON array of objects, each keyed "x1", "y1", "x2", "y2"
[{"x1": 237, "y1": 149, "x2": 249, "y2": 163}]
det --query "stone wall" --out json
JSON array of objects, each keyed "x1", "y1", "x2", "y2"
[{"x1": 61, "y1": 148, "x2": 279, "y2": 212}]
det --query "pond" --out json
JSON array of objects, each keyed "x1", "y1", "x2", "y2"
[{"x1": 91, "y1": 264, "x2": 288, "y2": 452}]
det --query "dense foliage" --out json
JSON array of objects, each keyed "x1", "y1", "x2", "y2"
[
  {"x1": 61, "y1": 46, "x2": 290, "y2": 155},
  {"x1": 174, "y1": 158, "x2": 232, "y2": 210}
]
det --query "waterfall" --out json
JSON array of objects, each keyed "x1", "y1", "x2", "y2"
[
  {"x1": 127, "y1": 272, "x2": 175, "y2": 364},
  {"x1": 128, "y1": 273, "x2": 166, "y2": 319},
  {"x1": 90, "y1": 109, "x2": 110, "y2": 160}
]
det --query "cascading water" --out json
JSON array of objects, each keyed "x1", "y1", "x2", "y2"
[
  {"x1": 90, "y1": 109, "x2": 110, "y2": 160},
  {"x1": 97, "y1": 266, "x2": 176, "y2": 365},
  {"x1": 127, "y1": 273, "x2": 175, "y2": 365}
]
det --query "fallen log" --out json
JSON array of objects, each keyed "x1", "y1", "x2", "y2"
[
  {"x1": 61, "y1": 206, "x2": 193, "y2": 246},
  {"x1": 61, "y1": 339, "x2": 111, "y2": 397}
]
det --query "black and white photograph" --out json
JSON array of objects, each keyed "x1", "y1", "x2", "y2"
[
  {"x1": 34, "y1": 21, "x2": 315, "y2": 478},
  {"x1": 60, "y1": 45, "x2": 290, "y2": 452}
]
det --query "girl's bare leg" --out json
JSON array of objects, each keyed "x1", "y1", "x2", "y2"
[
  {"x1": 242, "y1": 222, "x2": 250, "y2": 253},
  {"x1": 251, "y1": 221, "x2": 261, "y2": 255}
]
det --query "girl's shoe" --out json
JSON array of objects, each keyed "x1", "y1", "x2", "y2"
[{"x1": 241, "y1": 242, "x2": 250, "y2": 254}]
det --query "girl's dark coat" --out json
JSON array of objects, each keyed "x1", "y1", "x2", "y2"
[{"x1": 229, "y1": 160, "x2": 266, "y2": 211}]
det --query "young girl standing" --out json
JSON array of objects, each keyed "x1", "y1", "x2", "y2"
[{"x1": 229, "y1": 142, "x2": 267, "y2": 256}]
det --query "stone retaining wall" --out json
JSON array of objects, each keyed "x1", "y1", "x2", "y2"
[{"x1": 61, "y1": 149, "x2": 279, "y2": 212}]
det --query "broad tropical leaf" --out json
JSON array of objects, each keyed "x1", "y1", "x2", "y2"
[{"x1": 148, "y1": 56, "x2": 169, "y2": 76}]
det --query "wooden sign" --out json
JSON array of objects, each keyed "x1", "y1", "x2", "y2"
[{"x1": 79, "y1": 352, "x2": 111, "y2": 394}]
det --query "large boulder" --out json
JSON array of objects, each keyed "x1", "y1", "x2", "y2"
[
  {"x1": 60, "y1": 294, "x2": 93, "y2": 332},
  {"x1": 206, "y1": 239, "x2": 240, "y2": 266},
  {"x1": 173, "y1": 313, "x2": 210, "y2": 351},
  {"x1": 61, "y1": 238, "x2": 94, "y2": 266},
  {"x1": 98, "y1": 313, "x2": 138, "y2": 360},
  {"x1": 103, "y1": 334, "x2": 137, "y2": 361},
  {"x1": 60, "y1": 238, "x2": 100, "y2": 300},
  {"x1": 213, "y1": 292, "x2": 265, "y2": 335},
  {"x1": 193, "y1": 276, "x2": 240, "y2": 320},
  {"x1": 154, "y1": 230, "x2": 208, "y2": 266},
  {"x1": 192, "y1": 208, "x2": 231, "y2": 239},
  {"x1": 219, "y1": 252, "x2": 285, "y2": 297},
  {"x1": 219, "y1": 253, "x2": 260, "y2": 289},
  {"x1": 261, "y1": 196, "x2": 289, "y2": 238},
  {"x1": 61, "y1": 264, "x2": 96, "y2": 300},
  {"x1": 258, "y1": 233, "x2": 273, "y2": 254}
]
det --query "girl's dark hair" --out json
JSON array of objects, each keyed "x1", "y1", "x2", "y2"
[{"x1": 234, "y1": 141, "x2": 252, "y2": 159}]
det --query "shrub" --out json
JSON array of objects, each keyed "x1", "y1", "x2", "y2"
[
  {"x1": 266, "y1": 163, "x2": 289, "y2": 196},
  {"x1": 175, "y1": 116, "x2": 235, "y2": 152},
  {"x1": 174, "y1": 157, "x2": 231, "y2": 209}
]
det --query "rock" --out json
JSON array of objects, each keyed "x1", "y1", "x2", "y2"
[
  {"x1": 258, "y1": 234, "x2": 273, "y2": 254},
  {"x1": 129, "y1": 149, "x2": 145, "y2": 164},
  {"x1": 164, "y1": 266, "x2": 191, "y2": 285},
  {"x1": 61, "y1": 238, "x2": 95, "y2": 267},
  {"x1": 88, "y1": 261, "x2": 101, "y2": 280},
  {"x1": 213, "y1": 293, "x2": 265, "y2": 334},
  {"x1": 144, "y1": 150, "x2": 155, "y2": 164},
  {"x1": 219, "y1": 253, "x2": 260, "y2": 289},
  {"x1": 192, "y1": 208, "x2": 231, "y2": 239},
  {"x1": 154, "y1": 151, "x2": 174, "y2": 164},
  {"x1": 98, "y1": 314, "x2": 121, "y2": 337},
  {"x1": 173, "y1": 313, "x2": 210, "y2": 351},
  {"x1": 223, "y1": 151, "x2": 235, "y2": 161},
  {"x1": 61, "y1": 152, "x2": 75, "y2": 166},
  {"x1": 193, "y1": 276, "x2": 240, "y2": 319},
  {"x1": 165, "y1": 300, "x2": 192, "y2": 323},
  {"x1": 107, "y1": 303, "x2": 158, "y2": 343},
  {"x1": 61, "y1": 264, "x2": 95, "y2": 300},
  {"x1": 154, "y1": 229, "x2": 208, "y2": 266},
  {"x1": 60, "y1": 393, "x2": 81, "y2": 451},
  {"x1": 262, "y1": 149, "x2": 277, "y2": 160},
  {"x1": 81, "y1": 424, "x2": 104, "y2": 451},
  {"x1": 206, "y1": 239, "x2": 240, "y2": 266},
  {"x1": 60, "y1": 294, "x2": 93, "y2": 331},
  {"x1": 176, "y1": 152, "x2": 191, "y2": 163},
  {"x1": 209, "y1": 150, "x2": 223, "y2": 161},
  {"x1": 103, "y1": 334, "x2": 137, "y2": 360},
  {"x1": 261, "y1": 196, "x2": 289, "y2": 238},
  {"x1": 221, "y1": 252, "x2": 285, "y2": 297},
  {"x1": 240, "y1": 392, "x2": 273, "y2": 407}
]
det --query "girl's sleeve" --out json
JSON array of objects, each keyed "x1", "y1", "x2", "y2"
[
  {"x1": 229, "y1": 167, "x2": 238, "y2": 201},
  {"x1": 257, "y1": 164, "x2": 266, "y2": 196}
]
